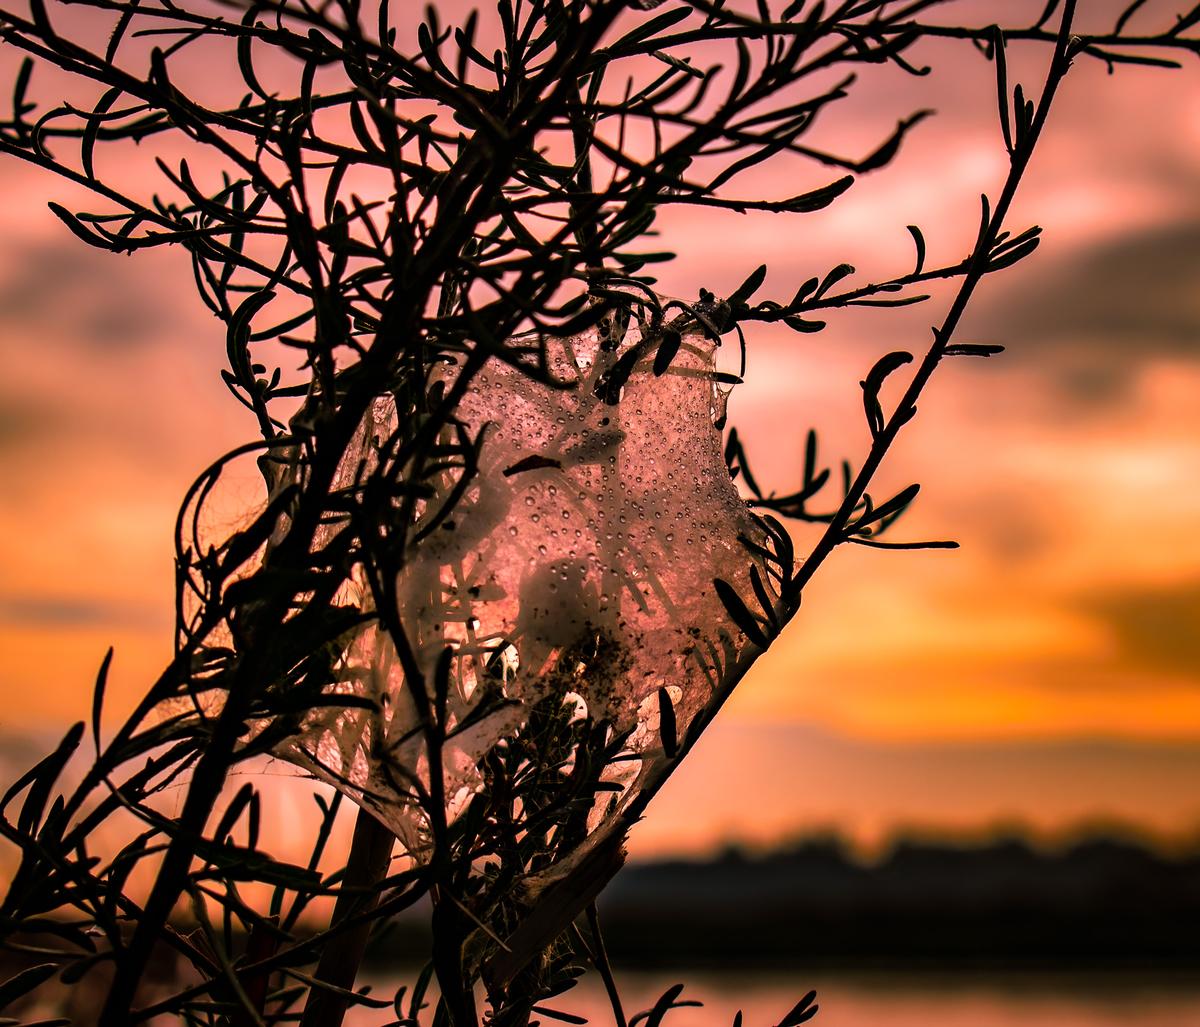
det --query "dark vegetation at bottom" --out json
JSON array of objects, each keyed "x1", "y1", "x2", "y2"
[{"x1": 1, "y1": 835, "x2": 1194, "y2": 1022}]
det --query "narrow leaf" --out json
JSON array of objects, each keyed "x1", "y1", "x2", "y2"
[
  {"x1": 860, "y1": 483, "x2": 920, "y2": 529},
  {"x1": 777, "y1": 990, "x2": 819, "y2": 1027},
  {"x1": 6, "y1": 723, "x2": 83, "y2": 835},
  {"x1": 91, "y1": 647, "x2": 113, "y2": 753},
  {"x1": 790, "y1": 277, "x2": 818, "y2": 306},
  {"x1": 653, "y1": 329, "x2": 682, "y2": 376},
  {"x1": 46, "y1": 203, "x2": 111, "y2": 250},
  {"x1": 531, "y1": 1008, "x2": 590, "y2": 1025},
  {"x1": 783, "y1": 315, "x2": 826, "y2": 333},
  {"x1": 860, "y1": 351, "x2": 913, "y2": 436},
  {"x1": 727, "y1": 263, "x2": 767, "y2": 307},
  {"x1": 748, "y1": 565, "x2": 778, "y2": 629},
  {"x1": 986, "y1": 237, "x2": 1040, "y2": 271},
  {"x1": 657, "y1": 687, "x2": 678, "y2": 758},
  {"x1": 815, "y1": 262, "x2": 855, "y2": 299},
  {"x1": 783, "y1": 175, "x2": 854, "y2": 213},
  {"x1": 0, "y1": 964, "x2": 58, "y2": 1009},
  {"x1": 991, "y1": 25, "x2": 1013, "y2": 153},
  {"x1": 713, "y1": 578, "x2": 769, "y2": 647},
  {"x1": 906, "y1": 224, "x2": 926, "y2": 276},
  {"x1": 944, "y1": 343, "x2": 1004, "y2": 357},
  {"x1": 82, "y1": 87, "x2": 122, "y2": 182}
]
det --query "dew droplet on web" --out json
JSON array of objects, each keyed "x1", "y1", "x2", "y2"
[{"x1": 252, "y1": 319, "x2": 774, "y2": 858}]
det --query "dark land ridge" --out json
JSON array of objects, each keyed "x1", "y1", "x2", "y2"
[
  {"x1": 2, "y1": 833, "x2": 1197, "y2": 1012},
  {"x1": 590, "y1": 835, "x2": 1200, "y2": 968},
  {"x1": 363, "y1": 834, "x2": 1200, "y2": 969}
]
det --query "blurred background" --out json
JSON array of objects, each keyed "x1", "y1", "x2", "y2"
[{"x1": 1, "y1": 2, "x2": 1199, "y2": 1024}]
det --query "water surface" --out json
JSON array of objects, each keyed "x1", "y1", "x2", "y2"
[{"x1": 353, "y1": 970, "x2": 1200, "y2": 1027}]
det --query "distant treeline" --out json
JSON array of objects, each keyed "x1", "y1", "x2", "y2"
[
  {"x1": 591, "y1": 835, "x2": 1200, "y2": 968},
  {"x1": 4, "y1": 834, "x2": 1195, "y2": 1001},
  {"x1": 357, "y1": 834, "x2": 1200, "y2": 969}
]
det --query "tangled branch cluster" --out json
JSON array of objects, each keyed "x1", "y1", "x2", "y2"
[{"x1": 0, "y1": 1, "x2": 1193, "y2": 1025}]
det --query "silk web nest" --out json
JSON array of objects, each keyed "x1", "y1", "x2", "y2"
[{"x1": 187, "y1": 310, "x2": 772, "y2": 860}]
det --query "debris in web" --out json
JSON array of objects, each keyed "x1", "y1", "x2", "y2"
[{"x1": 191, "y1": 316, "x2": 775, "y2": 858}]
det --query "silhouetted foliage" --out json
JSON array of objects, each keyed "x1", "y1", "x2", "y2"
[{"x1": 0, "y1": 0, "x2": 1194, "y2": 1025}]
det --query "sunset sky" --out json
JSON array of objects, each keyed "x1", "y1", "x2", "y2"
[{"x1": 1, "y1": 0, "x2": 1199, "y2": 859}]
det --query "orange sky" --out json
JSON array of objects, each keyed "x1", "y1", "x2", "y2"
[{"x1": 2, "y1": 1, "x2": 1200, "y2": 857}]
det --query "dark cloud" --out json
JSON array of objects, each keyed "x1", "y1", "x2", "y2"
[
  {"x1": 0, "y1": 400, "x2": 53, "y2": 450},
  {"x1": 1084, "y1": 577, "x2": 1200, "y2": 681},
  {"x1": 0, "y1": 596, "x2": 114, "y2": 627},
  {"x1": 934, "y1": 484, "x2": 1056, "y2": 565},
  {"x1": 969, "y1": 221, "x2": 1200, "y2": 406},
  {"x1": 0, "y1": 594, "x2": 165, "y2": 629},
  {"x1": 1021, "y1": 223, "x2": 1200, "y2": 348},
  {"x1": 0, "y1": 240, "x2": 173, "y2": 348},
  {"x1": 994, "y1": 222, "x2": 1200, "y2": 354}
]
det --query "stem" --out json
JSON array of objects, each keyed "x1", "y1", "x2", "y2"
[
  {"x1": 787, "y1": 2, "x2": 1079, "y2": 600},
  {"x1": 672, "y1": 2, "x2": 1081, "y2": 804},
  {"x1": 99, "y1": 708, "x2": 247, "y2": 1025},
  {"x1": 586, "y1": 903, "x2": 626, "y2": 1027},
  {"x1": 299, "y1": 806, "x2": 396, "y2": 1027}
]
